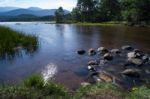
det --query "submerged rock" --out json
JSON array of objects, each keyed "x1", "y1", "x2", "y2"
[
  {"x1": 103, "y1": 53, "x2": 113, "y2": 61},
  {"x1": 142, "y1": 55, "x2": 149, "y2": 63},
  {"x1": 88, "y1": 48, "x2": 96, "y2": 56},
  {"x1": 111, "y1": 49, "x2": 121, "y2": 54},
  {"x1": 97, "y1": 47, "x2": 109, "y2": 54},
  {"x1": 127, "y1": 51, "x2": 145, "y2": 59},
  {"x1": 128, "y1": 58, "x2": 143, "y2": 66},
  {"x1": 122, "y1": 45, "x2": 133, "y2": 50},
  {"x1": 87, "y1": 66, "x2": 96, "y2": 71},
  {"x1": 127, "y1": 52, "x2": 136, "y2": 59},
  {"x1": 77, "y1": 49, "x2": 86, "y2": 55},
  {"x1": 88, "y1": 60, "x2": 99, "y2": 66},
  {"x1": 98, "y1": 72, "x2": 113, "y2": 82},
  {"x1": 121, "y1": 68, "x2": 141, "y2": 77}
]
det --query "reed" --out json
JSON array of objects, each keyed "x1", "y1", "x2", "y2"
[{"x1": 0, "y1": 26, "x2": 38, "y2": 57}]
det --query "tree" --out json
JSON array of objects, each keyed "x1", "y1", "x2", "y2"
[
  {"x1": 55, "y1": 7, "x2": 65, "y2": 23},
  {"x1": 72, "y1": 0, "x2": 121, "y2": 22},
  {"x1": 71, "y1": 7, "x2": 83, "y2": 22},
  {"x1": 76, "y1": 0, "x2": 98, "y2": 22},
  {"x1": 120, "y1": 0, "x2": 150, "y2": 25},
  {"x1": 99, "y1": 0, "x2": 121, "y2": 21}
]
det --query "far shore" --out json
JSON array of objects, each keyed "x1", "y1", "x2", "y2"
[{"x1": 0, "y1": 21, "x2": 149, "y2": 27}]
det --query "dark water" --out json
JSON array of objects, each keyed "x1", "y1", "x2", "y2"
[{"x1": 0, "y1": 22, "x2": 150, "y2": 90}]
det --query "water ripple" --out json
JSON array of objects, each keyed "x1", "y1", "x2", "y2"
[{"x1": 41, "y1": 63, "x2": 57, "y2": 83}]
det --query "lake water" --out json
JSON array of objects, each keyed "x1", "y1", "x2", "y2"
[{"x1": 0, "y1": 22, "x2": 150, "y2": 90}]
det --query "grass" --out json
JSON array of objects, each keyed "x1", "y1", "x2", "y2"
[
  {"x1": 74, "y1": 82, "x2": 150, "y2": 99},
  {"x1": 73, "y1": 21, "x2": 126, "y2": 26},
  {"x1": 0, "y1": 75, "x2": 69, "y2": 99},
  {"x1": 0, "y1": 26, "x2": 38, "y2": 57},
  {"x1": 0, "y1": 75, "x2": 149, "y2": 99}
]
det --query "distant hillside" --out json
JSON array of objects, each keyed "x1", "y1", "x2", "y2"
[
  {"x1": 0, "y1": 14, "x2": 55, "y2": 22},
  {"x1": 0, "y1": 7, "x2": 70, "y2": 17},
  {"x1": 27, "y1": 7, "x2": 43, "y2": 11}
]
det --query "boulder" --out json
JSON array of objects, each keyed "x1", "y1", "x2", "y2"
[
  {"x1": 121, "y1": 68, "x2": 141, "y2": 77},
  {"x1": 111, "y1": 49, "x2": 121, "y2": 54},
  {"x1": 77, "y1": 49, "x2": 86, "y2": 55},
  {"x1": 98, "y1": 72, "x2": 113, "y2": 82},
  {"x1": 127, "y1": 52, "x2": 136, "y2": 58},
  {"x1": 142, "y1": 55, "x2": 149, "y2": 63},
  {"x1": 127, "y1": 51, "x2": 144, "y2": 59},
  {"x1": 87, "y1": 66, "x2": 96, "y2": 71},
  {"x1": 88, "y1": 48, "x2": 96, "y2": 56},
  {"x1": 122, "y1": 45, "x2": 133, "y2": 50},
  {"x1": 128, "y1": 58, "x2": 143, "y2": 66},
  {"x1": 99, "y1": 60, "x2": 108, "y2": 66},
  {"x1": 88, "y1": 60, "x2": 99, "y2": 66},
  {"x1": 134, "y1": 49, "x2": 141, "y2": 53},
  {"x1": 103, "y1": 53, "x2": 113, "y2": 61},
  {"x1": 97, "y1": 47, "x2": 109, "y2": 54}
]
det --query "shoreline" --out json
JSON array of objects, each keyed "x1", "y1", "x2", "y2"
[{"x1": 0, "y1": 21, "x2": 150, "y2": 27}]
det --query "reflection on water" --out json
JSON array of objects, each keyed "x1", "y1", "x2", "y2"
[
  {"x1": 42, "y1": 63, "x2": 57, "y2": 83},
  {"x1": 0, "y1": 45, "x2": 38, "y2": 60},
  {"x1": 0, "y1": 22, "x2": 149, "y2": 89}
]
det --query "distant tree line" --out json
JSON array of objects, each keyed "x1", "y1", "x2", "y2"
[
  {"x1": 55, "y1": 0, "x2": 150, "y2": 25},
  {"x1": 0, "y1": 15, "x2": 55, "y2": 22}
]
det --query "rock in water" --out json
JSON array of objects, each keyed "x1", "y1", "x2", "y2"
[
  {"x1": 111, "y1": 49, "x2": 121, "y2": 54},
  {"x1": 88, "y1": 48, "x2": 96, "y2": 56},
  {"x1": 88, "y1": 60, "x2": 99, "y2": 66},
  {"x1": 121, "y1": 68, "x2": 141, "y2": 77},
  {"x1": 142, "y1": 55, "x2": 149, "y2": 63},
  {"x1": 87, "y1": 66, "x2": 96, "y2": 72},
  {"x1": 127, "y1": 52, "x2": 136, "y2": 58},
  {"x1": 122, "y1": 45, "x2": 133, "y2": 50},
  {"x1": 128, "y1": 58, "x2": 143, "y2": 66},
  {"x1": 98, "y1": 72, "x2": 113, "y2": 82},
  {"x1": 77, "y1": 49, "x2": 86, "y2": 55},
  {"x1": 97, "y1": 47, "x2": 109, "y2": 54},
  {"x1": 104, "y1": 53, "x2": 113, "y2": 61}
]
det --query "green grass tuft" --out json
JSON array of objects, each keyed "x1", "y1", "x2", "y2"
[{"x1": 0, "y1": 26, "x2": 38, "y2": 57}]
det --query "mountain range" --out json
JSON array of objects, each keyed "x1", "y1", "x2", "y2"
[
  {"x1": 0, "y1": 7, "x2": 70, "y2": 21},
  {"x1": 0, "y1": 7, "x2": 69, "y2": 17}
]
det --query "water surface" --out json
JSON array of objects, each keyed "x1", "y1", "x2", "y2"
[{"x1": 0, "y1": 22, "x2": 150, "y2": 89}]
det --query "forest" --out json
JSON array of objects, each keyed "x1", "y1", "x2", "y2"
[{"x1": 55, "y1": 0, "x2": 150, "y2": 26}]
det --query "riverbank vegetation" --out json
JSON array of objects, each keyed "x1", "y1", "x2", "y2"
[
  {"x1": 0, "y1": 75, "x2": 149, "y2": 99},
  {"x1": 55, "y1": 0, "x2": 150, "y2": 26},
  {"x1": 0, "y1": 75, "x2": 69, "y2": 99},
  {"x1": 0, "y1": 26, "x2": 38, "y2": 57}
]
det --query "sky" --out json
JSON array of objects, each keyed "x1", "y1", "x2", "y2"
[{"x1": 0, "y1": 0, "x2": 77, "y2": 11}]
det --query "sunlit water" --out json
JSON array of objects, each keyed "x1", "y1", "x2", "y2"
[
  {"x1": 42, "y1": 63, "x2": 57, "y2": 83},
  {"x1": 0, "y1": 22, "x2": 150, "y2": 89}
]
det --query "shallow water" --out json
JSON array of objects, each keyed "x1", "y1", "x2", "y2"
[{"x1": 0, "y1": 22, "x2": 150, "y2": 89}]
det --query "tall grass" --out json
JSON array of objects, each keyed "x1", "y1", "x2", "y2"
[{"x1": 0, "y1": 26, "x2": 38, "y2": 57}]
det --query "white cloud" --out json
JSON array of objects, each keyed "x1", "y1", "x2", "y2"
[{"x1": 0, "y1": 0, "x2": 15, "y2": 4}]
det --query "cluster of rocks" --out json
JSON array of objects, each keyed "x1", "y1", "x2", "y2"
[{"x1": 77, "y1": 45, "x2": 150, "y2": 89}]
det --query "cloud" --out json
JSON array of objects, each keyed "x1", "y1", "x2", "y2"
[{"x1": 0, "y1": 0, "x2": 15, "y2": 5}]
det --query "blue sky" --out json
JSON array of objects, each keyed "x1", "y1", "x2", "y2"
[{"x1": 0, "y1": 0, "x2": 77, "y2": 11}]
